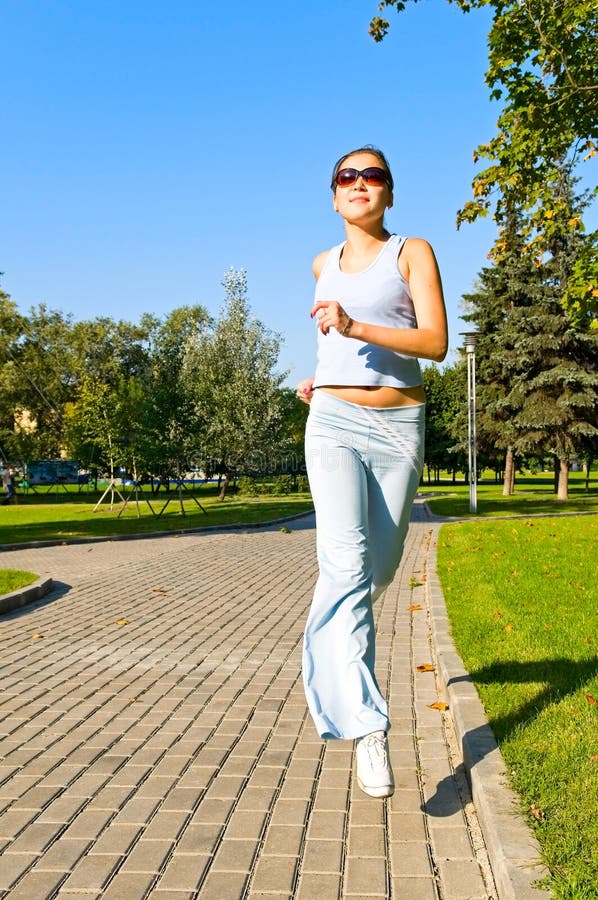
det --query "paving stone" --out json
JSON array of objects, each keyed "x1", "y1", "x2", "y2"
[
  {"x1": 436, "y1": 858, "x2": 488, "y2": 898},
  {"x1": 198, "y1": 870, "x2": 249, "y2": 899},
  {"x1": 6, "y1": 821, "x2": 63, "y2": 853},
  {"x1": 390, "y1": 840, "x2": 433, "y2": 876},
  {"x1": 60, "y1": 853, "x2": 122, "y2": 891},
  {"x1": 301, "y1": 838, "x2": 343, "y2": 873},
  {"x1": 391, "y1": 876, "x2": 439, "y2": 899},
  {"x1": 347, "y1": 825, "x2": 386, "y2": 856},
  {"x1": 101, "y1": 871, "x2": 157, "y2": 898},
  {"x1": 295, "y1": 872, "x2": 342, "y2": 899},
  {"x1": 154, "y1": 853, "x2": 211, "y2": 891},
  {"x1": 211, "y1": 837, "x2": 259, "y2": 872},
  {"x1": 0, "y1": 852, "x2": 38, "y2": 890},
  {"x1": 35, "y1": 837, "x2": 92, "y2": 871},
  {"x1": 345, "y1": 855, "x2": 387, "y2": 896},
  {"x1": 119, "y1": 838, "x2": 173, "y2": 872},
  {"x1": 429, "y1": 824, "x2": 475, "y2": 859},
  {"x1": 250, "y1": 854, "x2": 298, "y2": 893},
  {"x1": 174, "y1": 821, "x2": 223, "y2": 854}
]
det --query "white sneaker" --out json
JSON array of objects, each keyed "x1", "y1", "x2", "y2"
[{"x1": 356, "y1": 731, "x2": 394, "y2": 798}]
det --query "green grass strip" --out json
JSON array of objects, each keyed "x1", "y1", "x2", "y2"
[
  {"x1": 437, "y1": 516, "x2": 598, "y2": 898},
  {"x1": 0, "y1": 492, "x2": 314, "y2": 545},
  {"x1": 0, "y1": 569, "x2": 38, "y2": 594},
  {"x1": 421, "y1": 472, "x2": 598, "y2": 518}
]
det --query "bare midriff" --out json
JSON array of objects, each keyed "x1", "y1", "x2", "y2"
[{"x1": 317, "y1": 384, "x2": 425, "y2": 408}]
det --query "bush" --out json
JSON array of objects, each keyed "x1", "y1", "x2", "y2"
[{"x1": 238, "y1": 476, "x2": 259, "y2": 496}]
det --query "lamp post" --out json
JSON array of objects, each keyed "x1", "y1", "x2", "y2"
[{"x1": 461, "y1": 332, "x2": 478, "y2": 514}]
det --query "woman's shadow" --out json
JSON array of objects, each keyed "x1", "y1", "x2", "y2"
[{"x1": 424, "y1": 656, "x2": 598, "y2": 818}]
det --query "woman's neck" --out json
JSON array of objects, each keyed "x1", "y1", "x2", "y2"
[{"x1": 343, "y1": 222, "x2": 390, "y2": 253}]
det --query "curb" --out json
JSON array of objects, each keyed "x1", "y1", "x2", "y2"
[
  {"x1": 425, "y1": 524, "x2": 550, "y2": 899},
  {"x1": 0, "y1": 576, "x2": 54, "y2": 616},
  {"x1": 0, "y1": 508, "x2": 315, "y2": 553}
]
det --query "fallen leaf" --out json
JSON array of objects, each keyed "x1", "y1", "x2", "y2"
[
  {"x1": 115, "y1": 618, "x2": 129, "y2": 626},
  {"x1": 428, "y1": 701, "x2": 448, "y2": 711},
  {"x1": 530, "y1": 803, "x2": 545, "y2": 822},
  {"x1": 32, "y1": 633, "x2": 44, "y2": 639},
  {"x1": 591, "y1": 753, "x2": 598, "y2": 762},
  {"x1": 151, "y1": 588, "x2": 168, "y2": 594},
  {"x1": 128, "y1": 697, "x2": 137, "y2": 702},
  {"x1": 280, "y1": 526, "x2": 292, "y2": 534},
  {"x1": 504, "y1": 625, "x2": 514, "y2": 632},
  {"x1": 409, "y1": 577, "x2": 423, "y2": 588},
  {"x1": 493, "y1": 610, "x2": 502, "y2": 618},
  {"x1": 416, "y1": 664, "x2": 435, "y2": 673},
  {"x1": 584, "y1": 694, "x2": 597, "y2": 706},
  {"x1": 408, "y1": 604, "x2": 423, "y2": 611}
]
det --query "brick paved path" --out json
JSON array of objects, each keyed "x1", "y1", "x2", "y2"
[{"x1": 0, "y1": 504, "x2": 495, "y2": 899}]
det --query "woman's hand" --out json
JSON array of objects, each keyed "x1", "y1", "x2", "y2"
[
  {"x1": 296, "y1": 377, "x2": 315, "y2": 404},
  {"x1": 311, "y1": 301, "x2": 353, "y2": 337}
]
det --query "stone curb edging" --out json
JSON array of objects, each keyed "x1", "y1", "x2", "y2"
[
  {"x1": 0, "y1": 508, "x2": 315, "y2": 553},
  {"x1": 0, "y1": 576, "x2": 54, "y2": 616},
  {"x1": 424, "y1": 518, "x2": 550, "y2": 899}
]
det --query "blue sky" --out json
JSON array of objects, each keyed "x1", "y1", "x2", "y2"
[{"x1": 0, "y1": 0, "x2": 555, "y2": 385}]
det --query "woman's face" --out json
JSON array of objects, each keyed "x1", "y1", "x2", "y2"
[{"x1": 333, "y1": 152, "x2": 393, "y2": 224}]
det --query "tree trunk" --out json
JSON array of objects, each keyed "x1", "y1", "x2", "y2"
[
  {"x1": 584, "y1": 459, "x2": 592, "y2": 492},
  {"x1": 557, "y1": 457, "x2": 569, "y2": 501},
  {"x1": 218, "y1": 472, "x2": 230, "y2": 501},
  {"x1": 553, "y1": 455, "x2": 559, "y2": 493},
  {"x1": 502, "y1": 447, "x2": 516, "y2": 496}
]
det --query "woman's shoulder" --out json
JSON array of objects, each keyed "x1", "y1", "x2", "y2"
[
  {"x1": 312, "y1": 242, "x2": 342, "y2": 280},
  {"x1": 397, "y1": 237, "x2": 440, "y2": 284}
]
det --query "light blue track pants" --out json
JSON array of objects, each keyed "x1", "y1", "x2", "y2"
[{"x1": 303, "y1": 389, "x2": 425, "y2": 740}]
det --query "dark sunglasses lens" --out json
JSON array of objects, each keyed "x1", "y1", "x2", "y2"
[
  {"x1": 362, "y1": 167, "x2": 388, "y2": 186},
  {"x1": 336, "y1": 168, "x2": 358, "y2": 187}
]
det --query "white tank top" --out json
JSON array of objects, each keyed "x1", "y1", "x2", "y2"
[{"x1": 312, "y1": 234, "x2": 423, "y2": 389}]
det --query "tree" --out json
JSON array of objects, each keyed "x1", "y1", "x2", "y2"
[
  {"x1": 141, "y1": 305, "x2": 212, "y2": 481},
  {"x1": 2, "y1": 303, "x2": 78, "y2": 460},
  {"x1": 422, "y1": 363, "x2": 465, "y2": 482},
  {"x1": 183, "y1": 269, "x2": 287, "y2": 499},
  {"x1": 369, "y1": 0, "x2": 597, "y2": 291},
  {"x1": 461, "y1": 207, "x2": 546, "y2": 493},
  {"x1": 464, "y1": 177, "x2": 598, "y2": 500}
]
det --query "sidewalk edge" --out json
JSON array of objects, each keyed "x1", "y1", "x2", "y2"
[
  {"x1": 0, "y1": 576, "x2": 54, "y2": 615},
  {"x1": 425, "y1": 522, "x2": 550, "y2": 900}
]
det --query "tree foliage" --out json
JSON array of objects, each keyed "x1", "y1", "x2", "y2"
[
  {"x1": 1, "y1": 272, "x2": 288, "y2": 494},
  {"x1": 182, "y1": 269, "x2": 286, "y2": 497},
  {"x1": 462, "y1": 178, "x2": 598, "y2": 499},
  {"x1": 369, "y1": 0, "x2": 597, "y2": 294}
]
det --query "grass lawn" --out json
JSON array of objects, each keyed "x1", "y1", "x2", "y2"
[
  {"x1": 0, "y1": 484, "x2": 314, "y2": 545},
  {"x1": 0, "y1": 569, "x2": 39, "y2": 594},
  {"x1": 437, "y1": 515, "x2": 598, "y2": 898},
  {"x1": 420, "y1": 470, "x2": 598, "y2": 517}
]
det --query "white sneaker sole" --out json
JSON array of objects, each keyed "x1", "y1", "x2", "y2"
[{"x1": 357, "y1": 776, "x2": 394, "y2": 798}]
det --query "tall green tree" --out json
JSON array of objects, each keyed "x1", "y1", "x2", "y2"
[
  {"x1": 464, "y1": 177, "x2": 598, "y2": 499},
  {"x1": 369, "y1": 0, "x2": 597, "y2": 302},
  {"x1": 422, "y1": 363, "x2": 465, "y2": 482},
  {"x1": 142, "y1": 305, "x2": 212, "y2": 480},
  {"x1": 183, "y1": 269, "x2": 286, "y2": 499},
  {"x1": 461, "y1": 208, "x2": 545, "y2": 493}
]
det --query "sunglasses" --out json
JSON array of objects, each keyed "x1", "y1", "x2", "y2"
[{"x1": 334, "y1": 166, "x2": 390, "y2": 188}]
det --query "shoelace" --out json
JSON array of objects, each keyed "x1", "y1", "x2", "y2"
[{"x1": 361, "y1": 733, "x2": 387, "y2": 763}]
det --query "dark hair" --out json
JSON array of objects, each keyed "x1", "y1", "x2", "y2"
[{"x1": 330, "y1": 145, "x2": 394, "y2": 192}]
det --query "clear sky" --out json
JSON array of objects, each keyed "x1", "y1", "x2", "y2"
[{"x1": 1, "y1": 0, "x2": 523, "y2": 385}]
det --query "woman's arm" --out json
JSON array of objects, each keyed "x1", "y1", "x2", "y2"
[{"x1": 311, "y1": 238, "x2": 448, "y2": 363}]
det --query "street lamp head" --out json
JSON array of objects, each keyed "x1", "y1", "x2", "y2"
[{"x1": 460, "y1": 331, "x2": 478, "y2": 354}]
